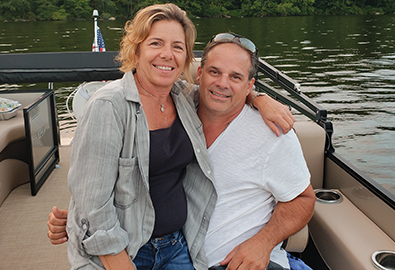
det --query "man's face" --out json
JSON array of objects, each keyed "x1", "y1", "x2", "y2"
[{"x1": 197, "y1": 43, "x2": 255, "y2": 118}]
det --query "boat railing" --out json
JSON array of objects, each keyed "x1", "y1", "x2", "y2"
[{"x1": 255, "y1": 58, "x2": 335, "y2": 153}]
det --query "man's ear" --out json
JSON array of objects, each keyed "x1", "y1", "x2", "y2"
[
  {"x1": 196, "y1": 66, "x2": 202, "y2": 83},
  {"x1": 246, "y1": 77, "x2": 255, "y2": 96}
]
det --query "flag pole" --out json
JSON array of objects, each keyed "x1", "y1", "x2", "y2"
[{"x1": 93, "y1": 10, "x2": 99, "y2": 52}]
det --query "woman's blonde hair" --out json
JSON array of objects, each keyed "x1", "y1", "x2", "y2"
[{"x1": 116, "y1": 3, "x2": 196, "y2": 85}]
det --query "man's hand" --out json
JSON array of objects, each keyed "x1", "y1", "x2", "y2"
[
  {"x1": 220, "y1": 185, "x2": 315, "y2": 270},
  {"x1": 220, "y1": 235, "x2": 272, "y2": 270},
  {"x1": 251, "y1": 93, "x2": 295, "y2": 136},
  {"x1": 47, "y1": 206, "x2": 69, "y2": 245}
]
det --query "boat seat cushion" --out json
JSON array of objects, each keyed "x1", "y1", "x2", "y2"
[
  {"x1": 293, "y1": 121, "x2": 326, "y2": 189},
  {"x1": 0, "y1": 111, "x2": 28, "y2": 206},
  {"x1": 282, "y1": 225, "x2": 309, "y2": 253},
  {"x1": 0, "y1": 111, "x2": 25, "y2": 154},
  {"x1": 0, "y1": 91, "x2": 44, "y2": 154},
  {"x1": 282, "y1": 121, "x2": 326, "y2": 253}
]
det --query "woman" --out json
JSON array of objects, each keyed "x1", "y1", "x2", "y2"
[{"x1": 64, "y1": 3, "x2": 293, "y2": 270}]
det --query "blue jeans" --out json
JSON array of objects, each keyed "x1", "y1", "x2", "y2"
[
  {"x1": 208, "y1": 253, "x2": 311, "y2": 270},
  {"x1": 287, "y1": 253, "x2": 312, "y2": 270},
  {"x1": 133, "y1": 230, "x2": 194, "y2": 270},
  {"x1": 209, "y1": 261, "x2": 289, "y2": 270}
]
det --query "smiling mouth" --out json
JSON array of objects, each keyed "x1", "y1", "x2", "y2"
[
  {"x1": 210, "y1": 90, "x2": 230, "y2": 98},
  {"x1": 154, "y1": 65, "x2": 174, "y2": 71}
]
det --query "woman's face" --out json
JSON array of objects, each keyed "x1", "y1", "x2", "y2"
[{"x1": 136, "y1": 20, "x2": 187, "y2": 91}]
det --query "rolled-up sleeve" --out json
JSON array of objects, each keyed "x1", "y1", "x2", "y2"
[{"x1": 68, "y1": 97, "x2": 129, "y2": 256}]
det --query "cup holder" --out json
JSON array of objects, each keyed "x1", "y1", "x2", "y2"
[
  {"x1": 315, "y1": 189, "x2": 343, "y2": 204},
  {"x1": 372, "y1": 251, "x2": 395, "y2": 270}
]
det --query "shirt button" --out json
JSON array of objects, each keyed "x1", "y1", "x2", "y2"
[
  {"x1": 196, "y1": 148, "x2": 201, "y2": 153},
  {"x1": 207, "y1": 170, "x2": 211, "y2": 174}
]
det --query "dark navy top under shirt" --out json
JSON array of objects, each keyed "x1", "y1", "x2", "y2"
[{"x1": 149, "y1": 113, "x2": 195, "y2": 238}]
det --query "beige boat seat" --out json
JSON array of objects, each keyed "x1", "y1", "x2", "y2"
[
  {"x1": 293, "y1": 121, "x2": 326, "y2": 190},
  {"x1": 0, "y1": 92, "x2": 45, "y2": 206},
  {"x1": 281, "y1": 121, "x2": 326, "y2": 253},
  {"x1": 0, "y1": 111, "x2": 29, "y2": 206}
]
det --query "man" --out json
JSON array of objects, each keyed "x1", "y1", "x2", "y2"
[
  {"x1": 195, "y1": 34, "x2": 315, "y2": 270},
  {"x1": 48, "y1": 34, "x2": 315, "y2": 270}
]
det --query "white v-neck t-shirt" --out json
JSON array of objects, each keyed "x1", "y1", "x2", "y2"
[{"x1": 204, "y1": 105, "x2": 310, "y2": 268}]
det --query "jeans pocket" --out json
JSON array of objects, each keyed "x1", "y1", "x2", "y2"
[{"x1": 172, "y1": 231, "x2": 186, "y2": 249}]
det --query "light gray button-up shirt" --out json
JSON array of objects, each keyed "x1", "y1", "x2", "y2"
[{"x1": 67, "y1": 72, "x2": 216, "y2": 269}]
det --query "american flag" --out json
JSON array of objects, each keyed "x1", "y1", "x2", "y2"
[{"x1": 92, "y1": 27, "x2": 106, "y2": 52}]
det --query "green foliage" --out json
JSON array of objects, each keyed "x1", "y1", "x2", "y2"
[
  {"x1": 377, "y1": 0, "x2": 395, "y2": 12},
  {"x1": 276, "y1": 2, "x2": 299, "y2": 16},
  {"x1": 90, "y1": 0, "x2": 116, "y2": 16},
  {"x1": 51, "y1": 7, "x2": 69, "y2": 20},
  {"x1": 35, "y1": 0, "x2": 59, "y2": 20},
  {"x1": 1, "y1": 0, "x2": 31, "y2": 19},
  {"x1": 0, "y1": 0, "x2": 394, "y2": 21},
  {"x1": 241, "y1": 0, "x2": 264, "y2": 17},
  {"x1": 315, "y1": 0, "x2": 365, "y2": 15},
  {"x1": 294, "y1": 0, "x2": 315, "y2": 15},
  {"x1": 63, "y1": 0, "x2": 91, "y2": 19}
]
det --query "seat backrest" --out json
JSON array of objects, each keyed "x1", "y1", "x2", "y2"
[
  {"x1": 283, "y1": 121, "x2": 325, "y2": 253},
  {"x1": 293, "y1": 121, "x2": 326, "y2": 189}
]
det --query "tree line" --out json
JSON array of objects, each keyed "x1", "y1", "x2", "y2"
[{"x1": 1, "y1": 0, "x2": 395, "y2": 21}]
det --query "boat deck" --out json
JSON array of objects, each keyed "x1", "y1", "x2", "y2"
[{"x1": 0, "y1": 146, "x2": 71, "y2": 269}]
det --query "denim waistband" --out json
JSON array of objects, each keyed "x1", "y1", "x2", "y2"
[
  {"x1": 150, "y1": 230, "x2": 183, "y2": 247},
  {"x1": 209, "y1": 260, "x2": 289, "y2": 270},
  {"x1": 209, "y1": 266, "x2": 227, "y2": 270}
]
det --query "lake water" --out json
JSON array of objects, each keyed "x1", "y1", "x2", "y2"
[{"x1": 1, "y1": 15, "x2": 394, "y2": 194}]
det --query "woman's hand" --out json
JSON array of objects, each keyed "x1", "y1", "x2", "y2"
[{"x1": 249, "y1": 92, "x2": 295, "y2": 136}]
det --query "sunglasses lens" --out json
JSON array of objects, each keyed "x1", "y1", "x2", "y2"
[
  {"x1": 239, "y1": 38, "x2": 256, "y2": 53},
  {"x1": 212, "y1": 33, "x2": 235, "y2": 42},
  {"x1": 211, "y1": 33, "x2": 256, "y2": 54}
]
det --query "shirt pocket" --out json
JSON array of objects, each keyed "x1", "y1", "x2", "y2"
[{"x1": 114, "y1": 157, "x2": 141, "y2": 209}]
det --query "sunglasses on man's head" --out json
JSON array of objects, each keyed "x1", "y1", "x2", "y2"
[{"x1": 210, "y1": 33, "x2": 257, "y2": 54}]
